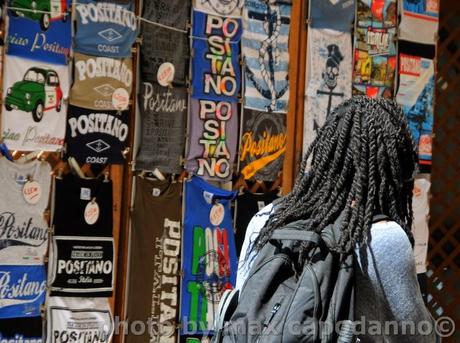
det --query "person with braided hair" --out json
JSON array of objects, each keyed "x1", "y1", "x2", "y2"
[{"x1": 236, "y1": 96, "x2": 438, "y2": 342}]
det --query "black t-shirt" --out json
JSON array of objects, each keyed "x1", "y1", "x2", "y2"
[
  {"x1": 65, "y1": 105, "x2": 129, "y2": 165},
  {"x1": 51, "y1": 173, "x2": 114, "y2": 297},
  {"x1": 234, "y1": 190, "x2": 279, "y2": 257},
  {"x1": 53, "y1": 173, "x2": 113, "y2": 237}
]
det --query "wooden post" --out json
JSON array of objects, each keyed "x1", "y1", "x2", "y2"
[
  {"x1": 113, "y1": 1, "x2": 140, "y2": 341},
  {"x1": 282, "y1": 0, "x2": 308, "y2": 194}
]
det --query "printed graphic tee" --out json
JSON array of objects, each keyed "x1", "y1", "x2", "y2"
[
  {"x1": 6, "y1": 0, "x2": 71, "y2": 65},
  {"x1": 49, "y1": 235, "x2": 114, "y2": 296},
  {"x1": 51, "y1": 174, "x2": 114, "y2": 296},
  {"x1": 65, "y1": 105, "x2": 129, "y2": 165},
  {"x1": 234, "y1": 190, "x2": 279, "y2": 257},
  {"x1": 239, "y1": 109, "x2": 286, "y2": 181},
  {"x1": 2, "y1": 55, "x2": 70, "y2": 151},
  {"x1": 74, "y1": 0, "x2": 137, "y2": 58},
  {"x1": 0, "y1": 317, "x2": 43, "y2": 343},
  {"x1": 140, "y1": 0, "x2": 190, "y2": 85},
  {"x1": 0, "y1": 158, "x2": 51, "y2": 264},
  {"x1": 46, "y1": 296, "x2": 113, "y2": 343},
  {"x1": 70, "y1": 52, "x2": 133, "y2": 111},
  {"x1": 191, "y1": 9, "x2": 242, "y2": 102},
  {"x1": 53, "y1": 173, "x2": 113, "y2": 237},
  {"x1": 0, "y1": 264, "x2": 47, "y2": 318},
  {"x1": 136, "y1": 82, "x2": 187, "y2": 173},
  {"x1": 185, "y1": 99, "x2": 238, "y2": 181},
  {"x1": 181, "y1": 176, "x2": 237, "y2": 336},
  {"x1": 126, "y1": 177, "x2": 182, "y2": 343}
]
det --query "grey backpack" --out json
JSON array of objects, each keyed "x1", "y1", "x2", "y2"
[{"x1": 213, "y1": 214, "x2": 387, "y2": 343}]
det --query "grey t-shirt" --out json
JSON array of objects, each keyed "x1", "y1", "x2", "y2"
[
  {"x1": 237, "y1": 204, "x2": 437, "y2": 342},
  {"x1": 0, "y1": 158, "x2": 51, "y2": 264}
]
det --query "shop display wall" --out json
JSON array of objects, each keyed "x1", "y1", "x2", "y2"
[{"x1": 0, "y1": 0, "x2": 455, "y2": 342}]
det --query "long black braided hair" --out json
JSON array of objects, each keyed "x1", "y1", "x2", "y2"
[{"x1": 253, "y1": 96, "x2": 418, "y2": 254}]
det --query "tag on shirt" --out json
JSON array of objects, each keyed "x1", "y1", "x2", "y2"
[
  {"x1": 84, "y1": 200, "x2": 100, "y2": 225},
  {"x1": 152, "y1": 188, "x2": 161, "y2": 197},
  {"x1": 203, "y1": 191, "x2": 214, "y2": 204},
  {"x1": 80, "y1": 188, "x2": 91, "y2": 201},
  {"x1": 210, "y1": 203, "x2": 225, "y2": 226},
  {"x1": 257, "y1": 201, "x2": 266, "y2": 211},
  {"x1": 15, "y1": 174, "x2": 28, "y2": 185},
  {"x1": 23, "y1": 180, "x2": 41, "y2": 205}
]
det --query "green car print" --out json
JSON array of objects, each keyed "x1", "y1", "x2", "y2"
[
  {"x1": 9, "y1": 0, "x2": 68, "y2": 31},
  {"x1": 5, "y1": 67, "x2": 64, "y2": 123}
]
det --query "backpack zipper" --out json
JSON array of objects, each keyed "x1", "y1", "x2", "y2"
[{"x1": 255, "y1": 303, "x2": 281, "y2": 343}]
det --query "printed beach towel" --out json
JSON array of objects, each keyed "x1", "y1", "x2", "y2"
[
  {"x1": 304, "y1": 28, "x2": 352, "y2": 153},
  {"x1": 242, "y1": 0, "x2": 292, "y2": 113}
]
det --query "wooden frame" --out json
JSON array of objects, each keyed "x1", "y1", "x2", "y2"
[{"x1": 282, "y1": 0, "x2": 308, "y2": 193}]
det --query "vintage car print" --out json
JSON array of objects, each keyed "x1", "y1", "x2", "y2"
[
  {"x1": 5, "y1": 67, "x2": 63, "y2": 122},
  {"x1": 9, "y1": 0, "x2": 68, "y2": 31}
]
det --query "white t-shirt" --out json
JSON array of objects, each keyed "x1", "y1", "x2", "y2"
[{"x1": 0, "y1": 158, "x2": 51, "y2": 264}]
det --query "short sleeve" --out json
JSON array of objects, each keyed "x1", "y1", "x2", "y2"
[{"x1": 235, "y1": 203, "x2": 273, "y2": 290}]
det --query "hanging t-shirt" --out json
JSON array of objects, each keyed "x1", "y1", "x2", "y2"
[
  {"x1": 234, "y1": 190, "x2": 279, "y2": 257},
  {"x1": 396, "y1": 54, "x2": 434, "y2": 164},
  {"x1": 242, "y1": 0, "x2": 291, "y2": 113},
  {"x1": 143, "y1": 0, "x2": 189, "y2": 29},
  {"x1": 309, "y1": 0, "x2": 355, "y2": 31},
  {"x1": 48, "y1": 236, "x2": 114, "y2": 296},
  {"x1": 303, "y1": 28, "x2": 352, "y2": 153},
  {"x1": 0, "y1": 316, "x2": 43, "y2": 342},
  {"x1": 140, "y1": 0, "x2": 190, "y2": 85},
  {"x1": 412, "y1": 176, "x2": 431, "y2": 274},
  {"x1": 399, "y1": 0, "x2": 439, "y2": 45},
  {"x1": 0, "y1": 265, "x2": 46, "y2": 318},
  {"x1": 181, "y1": 176, "x2": 237, "y2": 337},
  {"x1": 53, "y1": 173, "x2": 113, "y2": 237},
  {"x1": 126, "y1": 177, "x2": 182, "y2": 343},
  {"x1": 0, "y1": 158, "x2": 51, "y2": 264},
  {"x1": 6, "y1": 0, "x2": 71, "y2": 65},
  {"x1": 65, "y1": 105, "x2": 129, "y2": 165},
  {"x1": 74, "y1": 0, "x2": 137, "y2": 58},
  {"x1": 191, "y1": 9, "x2": 242, "y2": 102},
  {"x1": 136, "y1": 82, "x2": 187, "y2": 174},
  {"x1": 70, "y1": 52, "x2": 133, "y2": 111},
  {"x1": 2, "y1": 55, "x2": 69, "y2": 151},
  {"x1": 185, "y1": 99, "x2": 238, "y2": 181},
  {"x1": 239, "y1": 109, "x2": 286, "y2": 181},
  {"x1": 194, "y1": 0, "x2": 243, "y2": 17},
  {"x1": 353, "y1": 1, "x2": 397, "y2": 98},
  {"x1": 46, "y1": 297, "x2": 113, "y2": 343}
]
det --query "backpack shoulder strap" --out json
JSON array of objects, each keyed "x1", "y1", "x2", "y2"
[
  {"x1": 270, "y1": 219, "x2": 321, "y2": 244},
  {"x1": 271, "y1": 229, "x2": 320, "y2": 244}
]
